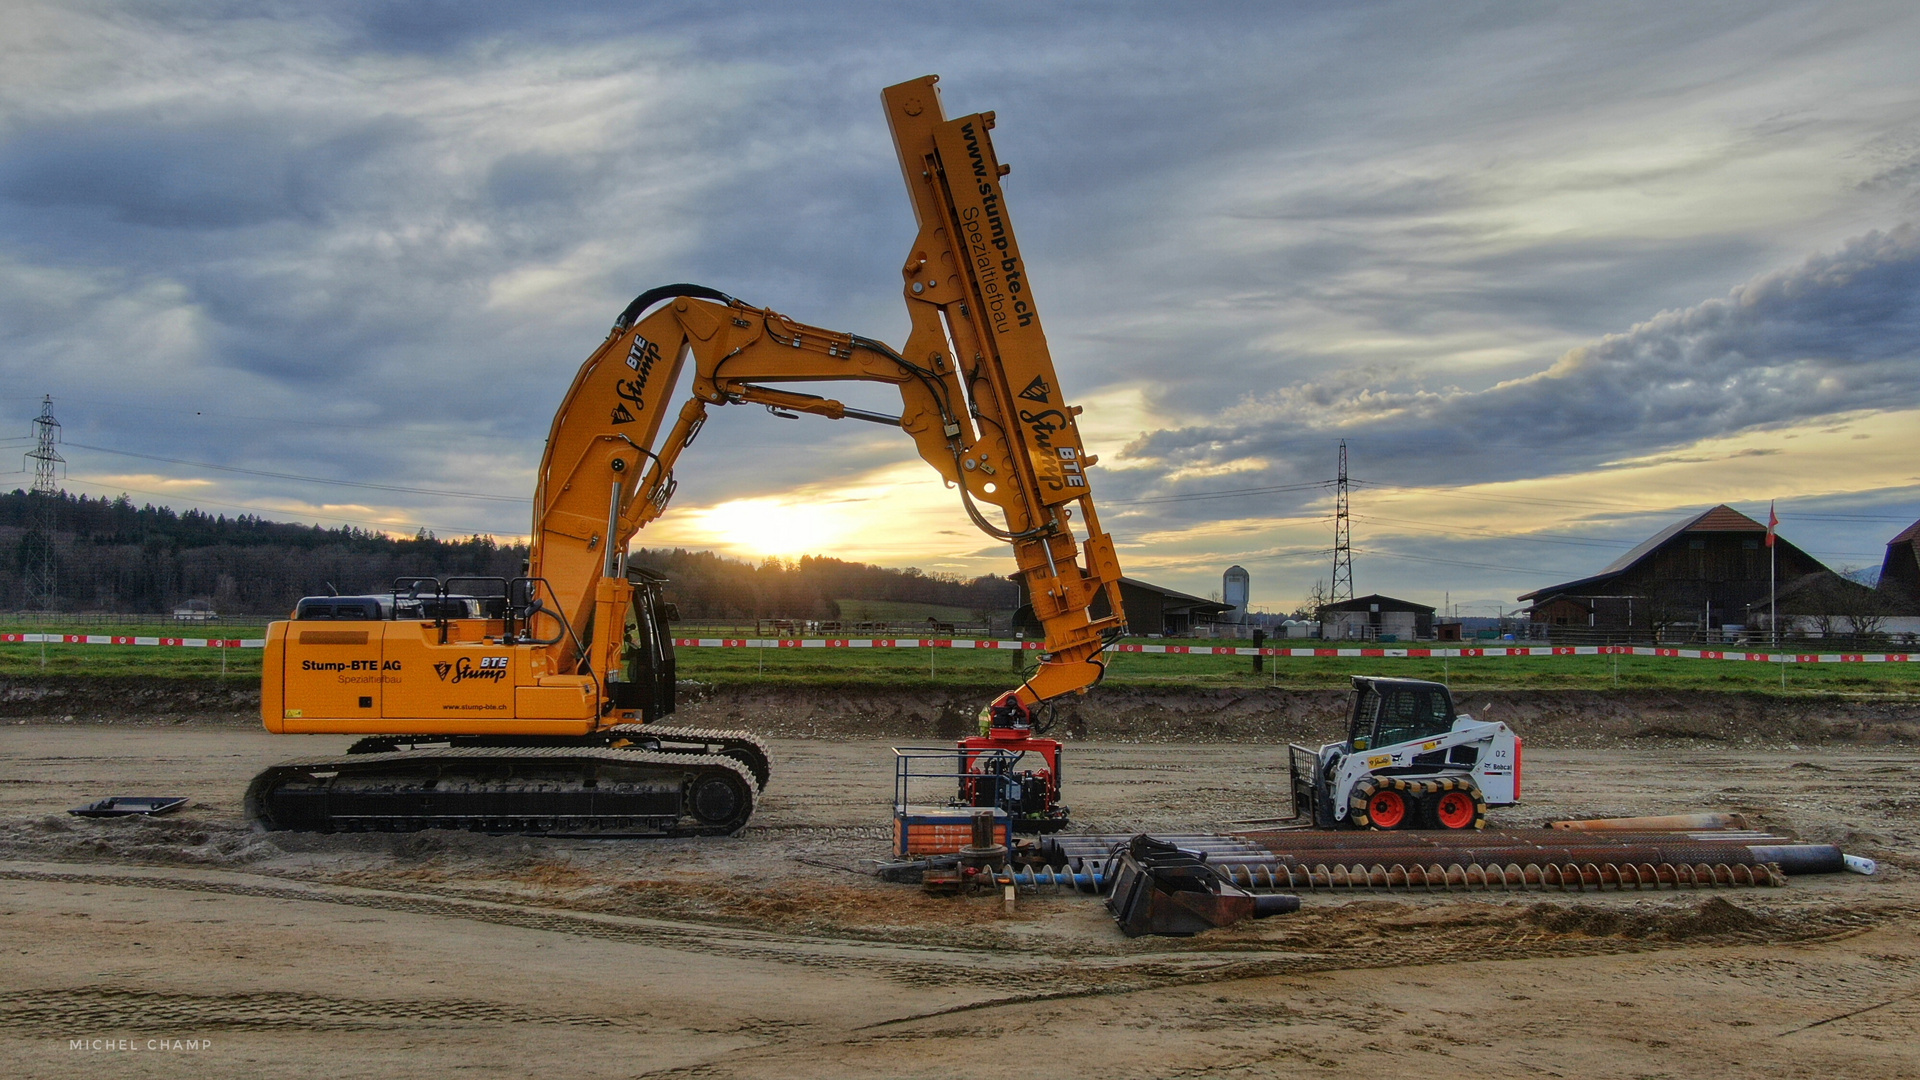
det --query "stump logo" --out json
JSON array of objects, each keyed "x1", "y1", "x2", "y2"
[{"x1": 435, "y1": 656, "x2": 509, "y2": 683}]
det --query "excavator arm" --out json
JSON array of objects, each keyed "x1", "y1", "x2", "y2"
[{"x1": 528, "y1": 77, "x2": 1125, "y2": 723}]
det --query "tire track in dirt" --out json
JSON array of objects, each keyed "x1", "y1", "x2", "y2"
[
  {"x1": 0, "y1": 985, "x2": 649, "y2": 1037},
  {"x1": 6, "y1": 865, "x2": 1893, "y2": 1003},
  {"x1": 848, "y1": 899, "x2": 1894, "y2": 1030},
  {"x1": 0, "y1": 866, "x2": 1026, "y2": 991},
  {"x1": 622, "y1": 907, "x2": 1906, "y2": 1079}
]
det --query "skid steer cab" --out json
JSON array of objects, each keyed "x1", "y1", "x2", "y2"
[{"x1": 1289, "y1": 677, "x2": 1520, "y2": 830}]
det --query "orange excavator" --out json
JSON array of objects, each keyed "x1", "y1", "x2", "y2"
[{"x1": 246, "y1": 75, "x2": 1126, "y2": 835}]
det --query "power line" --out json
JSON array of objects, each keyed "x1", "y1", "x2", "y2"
[
  {"x1": 2, "y1": 387, "x2": 524, "y2": 438},
  {"x1": 1108, "y1": 479, "x2": 1334, "y2": 506},
  {"x1": 1349, "y1": 480, "x2": 1657, "y2": 515},
  {"x1": 1349, "y1": 513, "x2": 1634, "y2": 549},
  {"x1": 1352, "y1": 546, "x2": 1560, "y2": 576},
  {"x1": 1356, "y1": 513, "x2": 1888, "y2": 563},
  {"x1": 1353, "y1": 479, "x2": 1920, "y2": 524},
  {"x1": 1785, "y1": 511, "x2": 1920, "y2": 523},
  {"x1": 1233, "y1": 545, "x2": 1336, "y2": 564},
  {"x1": 66, "y1": 442, "x2": 531, "y2": 504}
]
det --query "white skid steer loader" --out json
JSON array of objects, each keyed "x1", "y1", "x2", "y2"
[{"x1": 1289, "y1": 676, "x2": 1521, "y2": 830}]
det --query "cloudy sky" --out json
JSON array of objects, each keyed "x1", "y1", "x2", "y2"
[{"x1": 4, "y1": 1, "x2": 1919, "y2": 614}]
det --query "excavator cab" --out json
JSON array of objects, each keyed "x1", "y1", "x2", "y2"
[{"x1": 612, "y1": 567, "x2": 678, "y2": 722}]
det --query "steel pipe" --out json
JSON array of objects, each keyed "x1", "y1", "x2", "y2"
[{"x1": 1551, "y1": 813, "x2": 1750, "y2": 832}]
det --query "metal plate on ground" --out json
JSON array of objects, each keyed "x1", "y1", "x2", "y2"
[{"x1": 69, "y1": 796, "x2": 188, "y2": 817}]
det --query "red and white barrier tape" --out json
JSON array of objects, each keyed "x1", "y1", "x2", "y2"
[
  {"x1": 667, "y1": 638, "x2": 1914, "y2": 664},
  {"x1": 0, "y1": 633, "x2": 1909, "y2": 665},
  {"x1": 0, "y1": 633, "x2": 264, "y2": 648}
]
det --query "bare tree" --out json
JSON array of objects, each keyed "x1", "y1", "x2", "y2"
[
  {"x1": 1642, "y1": 591, "x2": 1691, "y2": 644},
  {"x1": 1297, "y1": 579, "x2": 1331, "y2": 620},
  {"x1": 1838, "y1": 583, "x2": 1891, "y2": 639}
]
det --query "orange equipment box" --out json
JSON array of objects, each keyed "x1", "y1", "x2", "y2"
[{"x1": 893, "y1": 806, "x2": 1012, "y2": 857}]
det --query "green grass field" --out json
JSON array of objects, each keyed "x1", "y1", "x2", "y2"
[
  {"x1": 3, "y1": 622, "x2": 1914, "y2": 695},
  {"x1": 675, "y1": 641, "x2": 1920, "y2": 694},
  {"x1": 826, "y1": 600, "x2": 985, "y2": 625}
]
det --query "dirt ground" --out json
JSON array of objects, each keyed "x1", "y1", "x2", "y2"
[{"x1": 3, "y1": 717, "x2": 1919, "y2": 1078}]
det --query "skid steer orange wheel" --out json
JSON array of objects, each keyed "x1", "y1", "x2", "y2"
[
  {"x1": 1432, "y1": 790, "x2": 1478, "y2": 830},
  {"x1": 1366, "y1": 788, "x2": 1410, "y2": 830}
]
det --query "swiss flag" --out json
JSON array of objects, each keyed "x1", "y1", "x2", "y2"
[{"x1": 1766, "y1": 501, "x2": 1777, "y2": 548}]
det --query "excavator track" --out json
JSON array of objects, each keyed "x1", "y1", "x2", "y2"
[
  {"x1": 610, "y1": 725, "x2": 772, "y2": 791},
  {"x1": 245, "y1": 746, "x2": 756, "y2": 837},
  {"x1": 341, "y1": 725, "x2": 773, "y2": 792}
]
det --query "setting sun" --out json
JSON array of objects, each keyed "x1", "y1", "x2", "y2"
[{"x1": 671, "y1": 497, "x2": 856, "y2": 559}]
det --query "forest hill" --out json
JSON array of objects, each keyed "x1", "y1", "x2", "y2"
[{"x1": 0, "y1": 491, "x2": 1016, "y2": 620}]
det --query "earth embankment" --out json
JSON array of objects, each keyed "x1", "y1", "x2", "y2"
[{"x1": 6, "y1": 675, "x2": 1916, "y2": 746}]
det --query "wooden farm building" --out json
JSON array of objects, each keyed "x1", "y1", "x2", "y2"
[
  {"x1": 1013, "y1": 576, "x2": 1229, "y2": 638},
  {"x1": 1518, "y1": 505, "x2": 1826, "y2": 636},
  {"x1": 1317, "y1": 594, "x2": 1436, "y2": 642},
  {"x1": 1882, "y1": 519, "x2": 1920, "y2": 608}
]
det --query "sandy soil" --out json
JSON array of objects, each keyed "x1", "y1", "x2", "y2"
[{"x1": 3, "y1": 719, "x2": 1919, "y2": 1078}]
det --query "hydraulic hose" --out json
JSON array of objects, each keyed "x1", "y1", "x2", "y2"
[{"x1": 613, "y1": 283, "x2": 735, "y2": 333}]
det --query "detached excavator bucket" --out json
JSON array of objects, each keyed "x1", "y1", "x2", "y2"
[{"x1": 1103, "y1": 835, "x2": 1298, "y2": 937}]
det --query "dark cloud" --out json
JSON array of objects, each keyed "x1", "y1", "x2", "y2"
[
  {"x1": 0, "y1": 113, "x2": 410, "y2": 230},
  {"x1": 483, "y1": 152, "x2": 603, "y2": 209},
  {"x1": 1, "y1": 0, "x2": 1917, "y2": 603},
  {"x1": 1120, "y1": 224, "x2": 1920, "y2": 506}
]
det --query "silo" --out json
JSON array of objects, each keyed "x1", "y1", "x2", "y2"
[{"x1": 1222, "y1": 565, "x2": 1250, "y2": 623}]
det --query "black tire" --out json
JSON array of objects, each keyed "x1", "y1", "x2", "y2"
[
  {"x1": 1346, "y1": 778, "x2": 1380, "y2": 828},
  {"x1": 1350, "y1": 777, "x2": 1416, "y2": 830}
]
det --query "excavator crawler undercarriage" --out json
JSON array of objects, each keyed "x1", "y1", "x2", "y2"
[{"x1": 245, "y1": 746, "x2": 758, "y2": 837}]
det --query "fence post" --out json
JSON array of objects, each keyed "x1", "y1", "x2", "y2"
[{"x1": 1251, "y1": 628, "x2": 1265, "y2": 674}]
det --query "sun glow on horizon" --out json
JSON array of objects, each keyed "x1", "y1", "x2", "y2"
[
  {"x1": 673, "y1": 497, "x2": 858, "y2": 559},
  {"x1": 641, "y1": 460, "x2": 1012, "y2": 571}
]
